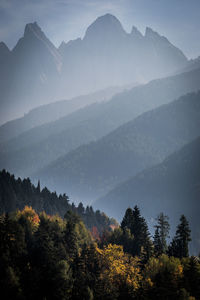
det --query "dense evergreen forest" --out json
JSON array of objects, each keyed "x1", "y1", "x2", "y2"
[
  {"x1": 0, "y1": 170, "x2": 117, "y2": 235},
  {"x1": 0, "y1": 170, "x2": 199, "y2": 299},
  {"x1": 0, "y1": 205, "x2": 199, "y2": 299}
]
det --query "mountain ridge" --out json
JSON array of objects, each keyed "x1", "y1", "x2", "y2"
[
  {"x1": 31, "y1": 91, "x2": 200, "y2": 203},
  {"x1": 0, "y1": 14, "x2": 188, "y2": 123},
  {"x1": 94, "y1": 136, "x2": 200, "y2": 253},
  {"x1": 1, "y1": 66, "x2": 200, "y2": 180}
]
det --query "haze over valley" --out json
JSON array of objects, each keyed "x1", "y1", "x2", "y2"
[{"x1": 1, "y1": 11, "x2": 200, "y2": 254}]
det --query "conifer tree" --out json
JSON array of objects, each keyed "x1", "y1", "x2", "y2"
[
  {"x1": 64, "y1": 211, "x2": 80, "y2": 259},
  {"x1": 121, "y1": 207, "x2": 133, "y2": 231},
  {"x1": 36, "y1": 180, "x2": 40, "y2": 193},
  {"x1": 169, "y1": 215, "x2": 191, "y2": 258},
  {"x1": 131, "y1": 206, "x2": 152, "y2": 259},
  {"x1": 154, "y1": 213, "x2": 170, "y2": 256}
]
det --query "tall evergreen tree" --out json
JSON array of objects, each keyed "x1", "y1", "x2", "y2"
[
  {"x1": 169, "y1": 215, "x2": 191, "y2": 258},
  {"x1": 121, "y1": 207, "x2": 133, "y2": 231},
  {"x1": 131, "y1": 206, "x2": 152, "y2": 259},
  {"x1": 154, "y1": 213, "x2": 170, "y2": 256}
]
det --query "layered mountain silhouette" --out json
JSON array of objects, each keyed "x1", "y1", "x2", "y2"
[
  {"x1": 60, "y1": 14, "x2": 187, "y2": 96},
  {"x1": 0, "y1": 14, "x2": 188, "y2": 123},
  {"x1": 1, "y1": 67, "x2": 200, "y2": 179},
  {"x1": 30, "y1": 91, "x2": 200, "y2": 203},
  {"x1": 95, "y1": 136, "x2": 200, "y2": 254},
  {"x1": 0, "y1": 85, "x2": 124, "y2": 143},
  {"x1": 0, "y1": 22, "x2": 62, "y2": 123}
]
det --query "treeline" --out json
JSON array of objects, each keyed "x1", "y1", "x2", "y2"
[
  {"x1": 0, "y1": 169, "x2": 117, "y2": 234},
  {"x1": 1, "y1": 206, "x2": 200, "y2": 300},
  {"x1": 105, "y1": 207, "x2": 191, "y2": 261}
]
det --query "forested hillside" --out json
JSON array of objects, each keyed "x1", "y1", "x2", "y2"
[
  {"x1": 1, "y1": 205, "x2": 199, "y2": 299},
  {"x1": 1, "y1": 67, "x2": 200, "y2": 178},
  {"x1": 33, "y1": 91, "x2": 200, "y2": 202},
  {"x1": 1, "y1": 8, "x2": 200, "y2": 299},
  {"x1": 0, "y1": 170, "x2": 116, "y2": 234},
  {"x1": 96, "y1": 136, "x2": 200, "y2": 253}
]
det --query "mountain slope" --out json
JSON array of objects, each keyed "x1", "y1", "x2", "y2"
[
  {"x1": 0, "y1": 69, "x2": 200, "y2": 176},
  {"x1": 1, "y1": 67, "x2": 200, "y2": 178},
  {"x1": 0, "y1": 22, "x2": 62, "y2": 123},
  {"x1": 95, "y1": 137, "x2": 200, "y2": 253},
  {"x1": 33, "y1": 91, "x2": 200, "y2": 203},
  {"x1": 0, "y1": 85, "x2": 124, "y2": 144}
]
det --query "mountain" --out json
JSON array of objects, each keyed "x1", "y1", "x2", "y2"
[
  {"x1": 0, "y1": 22, "x2": 62, "y2": 124},
  {"x1": 0, "y1": 85, "x2": 125, "y2": 144},
  {"x1": 59, "y1": 14, "x2": 187, "y2": 96},
  {"x1": 0, "y1": 14, "x2": 188, "y2": 123},
  {"x1": 0, "y1": 42, "x2": 10, "y2": 61},
  {"x1": 95, "y1": 136, "x2": 200, "y2": 254},
  {"x1": 176, "y1": 56, "x2": 200, "y2": 74},
  {"x1": 1, "y1": 67, "x2": 200, "y2": 179},
  {"x1": 0, "y1": 42, "x2": 11, "y2": 104},
  {"x1": 32, "y1": 91, "x2": 200, "y2": 204}
]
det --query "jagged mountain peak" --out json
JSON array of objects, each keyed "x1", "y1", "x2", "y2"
[
  {"x1": 24, "y1": 21, "x2": 47, "y2": 41},
  {"x1": 145, "y1": 27, "x2": 171, "y2": 44},
  {"x1": 13, "y1": 21, "x2": 62, "y2": 66},
  {"x1": 0, "y1": 41, "x2": 10, "y2": 55},
  {"x1": 84, "y1": 14, "x2": 126, "y2": 40},
  {"x1": 145, "y1": 27, "x2": 161, "y2": 39},
  {"x1": 131, "y1": 26, "x2": 143, "y2": 38}
]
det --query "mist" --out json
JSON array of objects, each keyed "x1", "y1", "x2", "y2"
[
  {"x1": 0, "y1": 14, "x2": 188, "y2": 124},
  {"x1": 0, "y1": 9, "x2": 200, "y2": 255}
]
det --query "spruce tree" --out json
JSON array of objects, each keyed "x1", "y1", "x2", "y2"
[
  {"x1": 154, "y1": 213, "x2": 170, "y2": 256},
  {"x1": 169, "y1": 215, "x2": 191, "y2": 258},
  {"x1": 121, "y1": 207, "x2": 133, "y2": 231},
  {"x1": 131, "y1": 206, "x2": 152, "y2": 259},
  {"x1": 64, "y1": 211, "x2": 80, "y2": 259}
]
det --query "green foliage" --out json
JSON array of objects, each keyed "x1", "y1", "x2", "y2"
[
  {"x1": 169, "y1": 215, "x2": 191, "y2": 258},
  {"x1": 154, "y1": 213, "x2": 170, "y2": 256},
  {"x1": 110, "y1": 206, "x2": 153, "y2": 261},
  {"x1": 0, "y1": 169, "x2": 117, "y2": 235},
  {"x1": 0, "y1": 206, "x2": 198, "y2": 299}
]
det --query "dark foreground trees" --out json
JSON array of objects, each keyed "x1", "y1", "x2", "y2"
[
  {"x1": 168, "y1": 214, "x2": 191, "y2": 258},
  {"x1": 153, "y1": 213, "x2": 170, "y2": 256},
  {"x1": 0, "y1": 206, "x2": 198, "y2": 300}
]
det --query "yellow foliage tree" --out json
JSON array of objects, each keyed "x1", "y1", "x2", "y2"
[
  {"x1": 15, "y1": 206, "x2": 40, "y2": 231},
  {"x1": 97, "y1": 244, "x2": 142, "y2": 298}
]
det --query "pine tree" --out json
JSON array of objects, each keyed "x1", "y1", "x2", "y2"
[
  {"x1": 64, "y1": 211, "x2": 80, "y2": 260},
  {"x1": 169, "y1": 215, "x2": 191, "y2": 258},
  {"x1": 77, "y1": 202, "x2": 85, "y2": 215},
  {"x1": 154, "y1": 213, "x2": 170, "y2": 256},
  {"x1": 131, "y1": 206, "x2": 152, "y2": 259},
  {"x1": 121, "y1": 208, "x2": 133, "y2": 231},
  {"x1": 36, "y1": 180, "x2": 40, "y2": 193}
]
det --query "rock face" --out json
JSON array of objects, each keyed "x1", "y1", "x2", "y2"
[{"x1": 0, "y1": 14, "x2": 188, "y2": 123}]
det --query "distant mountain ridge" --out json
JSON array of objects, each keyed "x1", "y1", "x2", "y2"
[
  {"x1": 60, "y1": 14, "x2": 187, "y2": 96},
  {"x1": 0, "y1": 14, "x2": 188, "y2": 123},
  {"x1": 95, "y1": 136, "x2": 200, "y2": 253},
  {"x1": 32, "y1": 91, "x2": 200, "y2": 203},
  {"x1": 0, "y1": 85, "x2": 126, "y2": 143},
  {"x1": 1, "y1": 67, "x2": 200, "y2": 179}
]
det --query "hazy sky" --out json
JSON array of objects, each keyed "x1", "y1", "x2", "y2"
[{"x1": 0, "y1": 0, "x2": 200, "y2": 58}]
